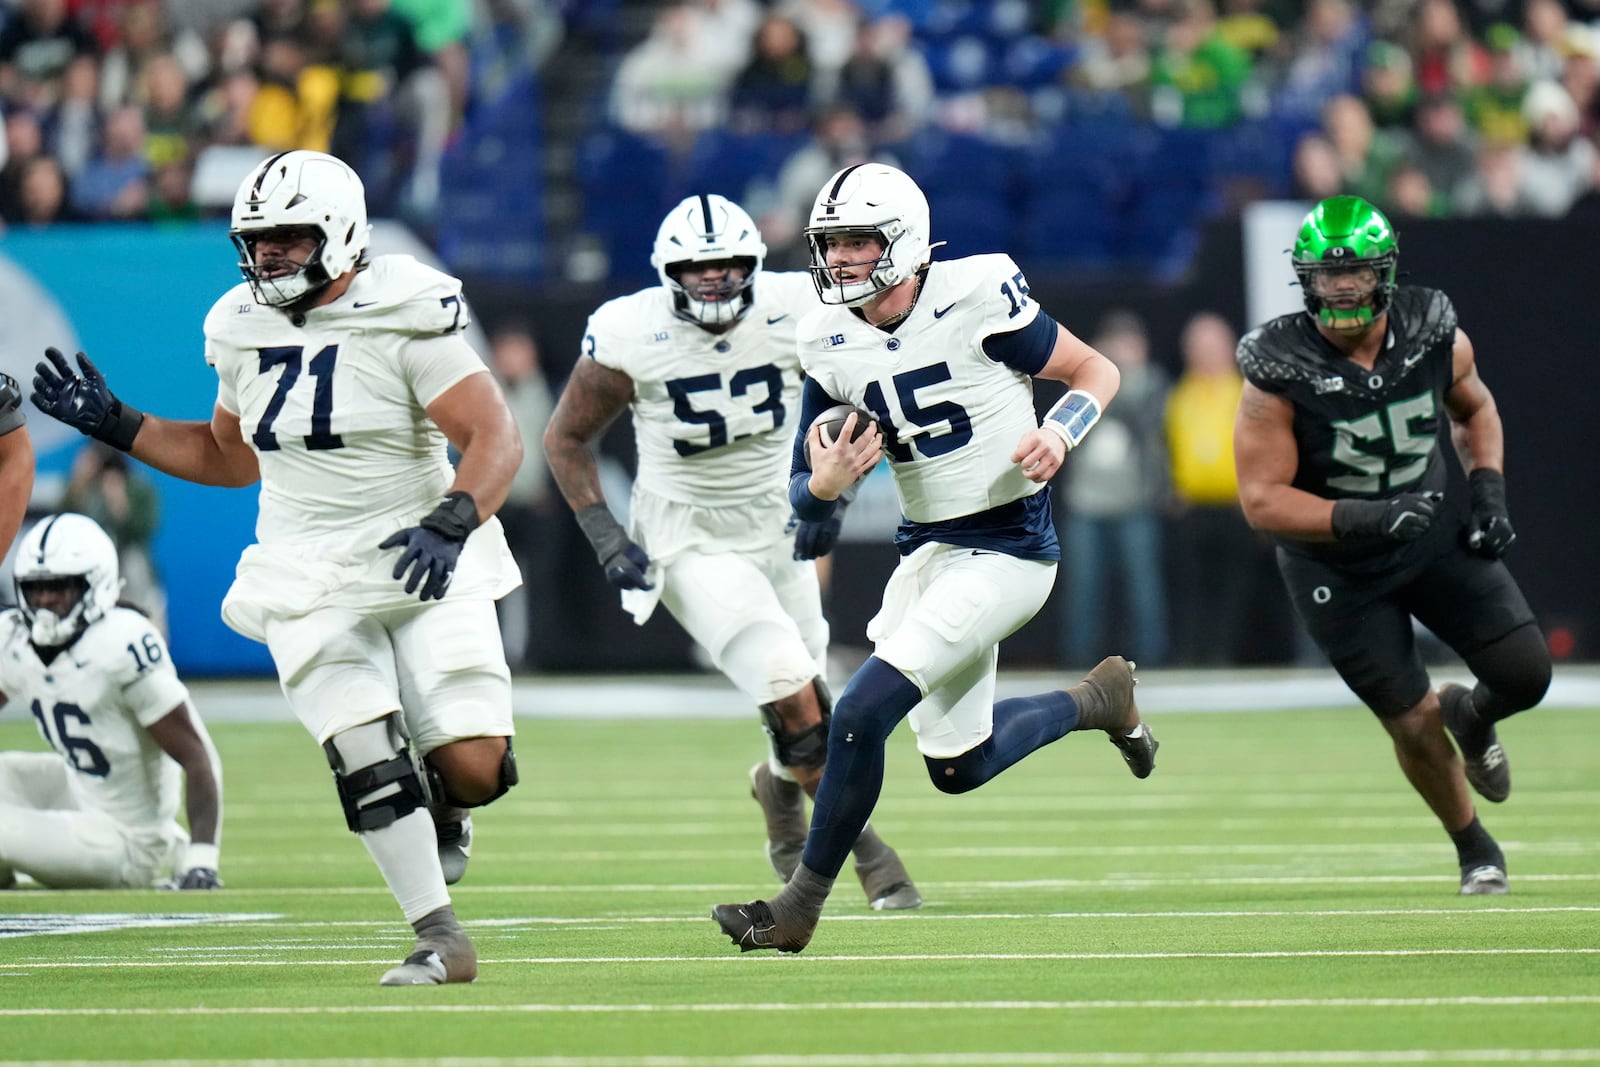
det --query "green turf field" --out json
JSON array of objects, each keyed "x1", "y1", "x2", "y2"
[{"x1": 2, "y1": 700, "x2": 1597, "y2": 1066}]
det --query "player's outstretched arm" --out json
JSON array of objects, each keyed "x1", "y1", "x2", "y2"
[
  {"x1": 133, "y1": 406, "x2": 260, "y2": 487},
  {"x1": 0, "y1": 421, "x2": 35, "y2": 561},
  {"x1": 32, "y1": 348, "x2": 259, "y2": 487},
  {"x1": 146, "y1": 702, "x2": 224, "y2": 889}
]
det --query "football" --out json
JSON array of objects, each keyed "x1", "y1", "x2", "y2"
[{"x1": 804, "y1": 404, "x2": 878, "y2": 465}]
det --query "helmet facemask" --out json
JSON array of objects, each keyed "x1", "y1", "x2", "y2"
[
  {"x1": 18, "y1": 576, "x2": 93, "y2": 649},
  {"x1": 13, "y1": 514, "x2": 122, "y2": 650},
  {"x1": 804, "y1": 163, "x2": 933, "y2": 308},
  {"x1": 651, "y1": 194, "x2": 767, "y2": 329},
  {"x1": 230, "y1": 151, "x2": 371, "y2": 311},
  {"x1": 231, "y1": 224, "x2": 335, "y2": 309},
  {"x1": 1292, "y1": 195, "x2": 1399, "y2": 333},
  {"x1": 661, "y1": 256, "x2": 759, "y2": 328}
]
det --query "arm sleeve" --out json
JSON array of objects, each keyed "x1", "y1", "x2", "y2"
[
  {"x1": 982, "y1": 310, "x2": 1059, "y2": 375},
  {"x1": 788, "y1": 376, "x2": 849, "y2": 521}
]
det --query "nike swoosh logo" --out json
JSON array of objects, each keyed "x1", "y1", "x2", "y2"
[
  {"x1": 933, "y1": 303, "x2": 957, "y2": 318},
  {"x1": 970, "y1": 550, "x2": 996, "y2": 557},
  {"x1": 353, "y1": 301, "x2": 377, "y2": 309},
  {"x1": 767, "y1": 315, "x2": 789, "y2": 325}
]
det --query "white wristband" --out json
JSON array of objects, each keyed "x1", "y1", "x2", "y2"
[
  {"x1": 1041, "y1": 389, "x2": 1102, "y2": 451},
  {"x1": 183, "y1": 842, "x2": 220, "y2": 872}
]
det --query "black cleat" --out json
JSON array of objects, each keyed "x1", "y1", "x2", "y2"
[
  {"x1": 711, "y1": 900, "x2": 810, "y2": 953},
  {"x1": 1440, "y1": 683, "x2": 1510, "y2": 803},
  {"x1": 1110, "y1": 722, "x2": 1159, "y2": 779}
]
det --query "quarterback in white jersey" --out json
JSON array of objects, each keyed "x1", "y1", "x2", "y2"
[
  {"x1": 546, "y1": 194, "x2": 920, "y2": 910},
  {"x1": 31, "y1": 151, "x2": 523, "y2": 985},
  {"x1": 0, "y1": 514, "x2": 222, "y2": 890},
  {"x1": 713, "y1": 163, "x2": 1162, "y2": 954}
]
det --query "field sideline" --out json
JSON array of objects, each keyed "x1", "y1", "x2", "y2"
[{"x1": 1, "y1": 669, "x2": 1596, "y2": 1066}]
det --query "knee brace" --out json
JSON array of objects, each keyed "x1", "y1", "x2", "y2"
[
  {"x1": 425, "y1": 739, "x2": 520, "y2": 809},
  {"x1": 323, "y1": 715, "x2": 427, "y2": 834},
  {"x1": 759, "y1": 677, "x2": 832, "y2": 770}
]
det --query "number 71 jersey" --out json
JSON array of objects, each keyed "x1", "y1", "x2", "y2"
[{"x1": 203, "y1": 254, "x2": 484, "y2": 553}]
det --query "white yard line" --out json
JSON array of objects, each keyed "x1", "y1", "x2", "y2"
[
  {"x1": 5, "y1": 1050, "x2": 1600, "y2": 1065},
  {"x1": 4, "y1": 995, "x2": 1600, "y2": 1018},
  {"x1": 5, "y1": 947, "x2": 1600, "y2": 969}
]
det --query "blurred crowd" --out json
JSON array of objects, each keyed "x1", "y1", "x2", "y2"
[
  {"x1": 594, "y1": 0, "x2": 1600, "y2": 276},
  {"x1": 0, "y1": 0, "x2": 559, "y2": 231},
  {"x1": 4, "y1": 0, "x2": 1600, "y2": 272}
]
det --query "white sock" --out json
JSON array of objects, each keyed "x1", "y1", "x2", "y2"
[{"x1": 359, "y1": 809, "x2": 450, "y2": 924}]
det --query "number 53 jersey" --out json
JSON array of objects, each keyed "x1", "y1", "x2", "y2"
[{"x1": 203, "y1": 254, "x2": 519, "y2": 636}]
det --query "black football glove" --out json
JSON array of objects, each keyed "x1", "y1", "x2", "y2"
[
  {"x1": 380, "y1": 491, "x2": 479, "y2": 601},
  {"x1": 175, "y1": 867, "x2": 222, "y2": 890},
  {"x1": 1465, "y1": 468, "x2": 1516, "y2": 558},
  {"x1": 793, "y1": 515, "x2": 842, "y2": 560},
  {"x1": 1331, "y1": 490, "x2": 1443, "y2": 543},
  {"x1": 575, "y1": 503, "x2": 653, "y2": 590},
  {"x1": 31, "y1": 347, "x2": 145, "y2": 451}
]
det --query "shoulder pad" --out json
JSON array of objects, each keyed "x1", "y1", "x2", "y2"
[
  {"x1": 1391, "y1": 286, "x2": 1458, "y2": 351},
  {"x1": 0, "y1": 372, "x2": 20, "y2": 415},
  {"x1": 352, "y1": 256, "x2": 471, "y2": 336},
  {"x1": 1235, "y1": 314, "x2": 1326, "y2": 392}
]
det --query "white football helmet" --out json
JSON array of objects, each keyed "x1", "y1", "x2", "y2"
[
  {"x1": 650, "y1": 194, "x2": 767, "y2": 327},
  {"x1": 804, "y1": 163, "x2": 933, "y2": 307},
  {"x1": 13, "y1": 513, "x2": 122, "y2": 649},
  {"x1": 230, "y1": 150, "x2": 372, "y2": 308}
]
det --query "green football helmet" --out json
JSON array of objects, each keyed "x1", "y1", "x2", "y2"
[{"x1": 1292, "y1": 196, "x2": 1399, "y2": 332}]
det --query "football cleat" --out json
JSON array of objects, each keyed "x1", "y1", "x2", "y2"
[
  {"x1": 749, "y1": 762, "x2": 807, "y2": 882},
  {"x1": 853, "y1": 845, "x2": 922, "y2": 911},
  {"x1": 1110, "y1": 722, "x2": 1159, "y2": 780},
  {"x1": 435, "y1": 814, "x2": 472, "y2": 886},
  {"x1": 1073, "y1": 657, "x2": 1158, "y2": 778},
  {"x1": 1459, "y1": 863, "x2": 1509, "y2": 896},
  {"x1": 379, "y1": 931, "x2": 477, "y2": 985},
  {"x1": 1440, "y1": 683, "x2": 1510, "y2": 803},
  {"x1": 710, "y1": 899, "x2": 813, "y2": 953}
]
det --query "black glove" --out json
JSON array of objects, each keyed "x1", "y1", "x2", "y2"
[
  {"x1": 1331, "y1": 490, "x2": 1443, "y2": 543},
  {"x1": 793, "y1": 515, "x2": 842, "y2": 560},
  {"x1": 1466, "y1": 468, "x2": 1516, "y2": 558},
  {"x1": 379, "y1": 491, "x2": 479, "y2": 601},
  {"x1": 31, "y1": 347, "x2": 145, "y2": 451},
  {"x1": 574, "y1": 503, "x2": 653, "y2": 590},
  {"x1": 174, "y1": 867, "x2": 222, "y2": 890}
]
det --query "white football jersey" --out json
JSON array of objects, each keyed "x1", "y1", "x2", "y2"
[
  {"x1": 798, "y1": 254, "x2": 1046, "y2": 523},
  {"x1": 585, "y1": 271, "x2": 816, "y2": 509},
  {"x1": 204, "y1": 255, "x2": 519, "y2": 631},
  {"x1": 0, "y1": 608, "x2": 191, "y2": 844}
]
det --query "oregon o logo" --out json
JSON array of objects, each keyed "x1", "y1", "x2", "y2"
[{"x1": 1313, "y1": 586, "x2": 1332, "y2": 604}]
